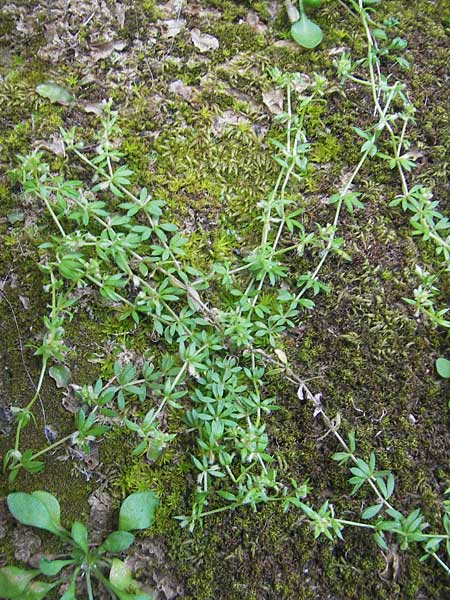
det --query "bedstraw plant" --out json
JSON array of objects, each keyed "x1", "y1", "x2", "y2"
[{"x1": 2, "y1": 0, "x2": 449, "y2": 586}]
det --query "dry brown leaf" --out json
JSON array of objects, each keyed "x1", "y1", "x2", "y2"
[
  {"x1": 268, "y1": 0, "x2": 282, "y2": 18},
  {"x1": 160, "y1": 0, "x2": 184, "y2": 18},
  {"x1": 328, "y1": 46, "x2": 348, "y2": 56},
  {"x1": 246, "y1": 10, "x2": 267, "y2": 33},
  {"x1": 191, "y1": 28, "x2": 219, "y2": 53},
  {"x1": 263, "y1": 88, "x2": 284, "y2": 114},
  {"x1": 163, "y1": 18, "x2": 186, "y2": 38},
  {"x1": 272, "y1": 39, "x2": 299, "y2": 50},
  {"x1": 89, "y1": 40, "x2": 127, "y2": 63},
  {"x1": 18, "y1": 296, "x2": 29, "y2": 310},
  {"x1": 168, "y1": 79, "x2": 194, "y2": 100},
  {"x1": 34, "y1": 135, "x2": 66, "y2": 157},
  {"x1": 293, "y1": 74, "x2": 312, "y2": 94},
  {"x1": 285, "y1": 0, "x2": 300, "y2": 23},
  {"x1": 81, "y1": 101, "x2": 106, "y2": 116},
  {"x1": 211, "y1": 110, "x2": 249, "y2": 136}
]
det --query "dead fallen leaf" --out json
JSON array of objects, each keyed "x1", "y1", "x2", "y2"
[
  {"x1": 285, "y1": 0, "x2": 300, "y2": 23},
  {"x1": 115, "y1": 3, "x2": 126, "y2": 28},
  {"x1": 163, "y1": 18, "x2": 186, "y2": 38},
  {"x1": 272, "y1": 39, "x2": 300, "y2": 50},
  {"x1": 79, "y1": 73, "x2": 98, "y2": 86},
  {"x1": 328, "y1": 46, "x2": 348, "y2": 56},
  {"x1": 62, "y1": 388, "x2": 80, "y2": 414},
  {"x1": 34, "y1": 134, "x2": 66, "y2": 157},
  {"x1": 89, "y1": 40, "x2": 127, "y2": 63},
  {"x1": 223, "y1": 87, "x2": 260, "y2": 111},
  {"x1": 191, "y1": 28, "x2": 219, "y2": 53},
  {"x1": 263, "y1": 88, "x2": 284, "y2": 114},
  {"x1": 18, "y1": 295, "x2": 29, "y2": 310},
  {"x1": 267, "y1": 1, "x2": 282, "y2": 18},
  {"x1": 246, "y1": 10, "x2": 268, "y2": 33},
  {"x1": 211, "y1": 110, "x2": 249, "y2": 136},
  {"x1": 168, "y1": 79, "x2": 194, "y2": 101},
  {"x1": 160, "y1": 0, "x2": 184, "y2": 18},
  {"x1": 404, "y1": 149, "x2": 425, "y2": 162},
  {"x1": 81, "y1": 100, "x2": 106, "y2": 116},
  {"x1": 293, "y1": 73, "x2": 312, "y2": 94}
]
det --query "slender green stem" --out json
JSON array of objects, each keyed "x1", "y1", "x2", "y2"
[
  {"x1": 86, "y1": 570, "x2": 95, "y2": 600},
  {"x1": 337, "y1": 518, "x2": 374, "y2": 530},
  {"x1": 14, "y1": 358, "x2": 47, "y2": 452},
  {"x1": 294, "y1": 84, "x2": 397, "y2": 304},
  {"x1": 431, "y1": 552, "x2": 450, "y2": 575},
  {"x1": 29, "y1": 432, "x2": 74, "y2": 460}
]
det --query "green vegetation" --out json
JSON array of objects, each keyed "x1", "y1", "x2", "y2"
[
  {"x1": 288, "y1": 0, "x2": 324, "y2": 49},
  {"x1": 0, "y1": 0, "x2": 448, "y2": 598},
  {"x1": 1, "y1": 490, "x2": 158, "y2": 599}
]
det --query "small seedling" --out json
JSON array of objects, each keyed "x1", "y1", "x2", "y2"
[{"x1": 0, "y1": 490, "x2": 158, "y2": 600}]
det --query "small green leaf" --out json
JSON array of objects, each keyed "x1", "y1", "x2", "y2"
[
  {"x1": 118, "y1": 491, "x2": 159, "y2": 531},
  {"x1": 109, "y1": 563, "x2": 156, "y2": 600},
  {"x1": 31, "y1": 491, "x2": 62, "y2": 528},
  {"x1": 373, "y1": 531, "x2": 388, "y2": 551},
  {"x1": 7, "y1": 493, "x2": 62, "y2": 535},
  {"x1": 109, "y1": 559, "x2": 138, "y2": 592},
  {"x1": 372, "y1": 28, "x2": 387, "y2": 41},
  {"x1": 60, "y1": 584, "x2": 77, "y2": 600},
  {"x1": 0, "y1": 566, "x2": 38, "y2": 598},
  {"x1": 71, "y1": 522, "x2": 88, "y2": 552},
  {"x1": 291, "y1": 15, "x2": 323, "y2": 49},
  {"x1": 361, "y1": 504, "x2": 383, "y2": 520},
  {"x1": 49, "y1": 364, "x2": 71, "y2": 388},
  {"x1": 60, "y1": 573, "x2": 77, "y2": 600},
  {"x1": 36, "y1": 82, "x2": 75, "y2": 106},
  {"x1": 21, "y1": 580, "x2": 57, "y2": 600},
  {"x1": 102, "y1": 531, "x2": 135, "y2": 553},
  {"x1": 38, "y1": 558, "x2": 73, "y2": 577},
  {"x1": 436, "y1": 357, "x2": 450, "y2": 378}
]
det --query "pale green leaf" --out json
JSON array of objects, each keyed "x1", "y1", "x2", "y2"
[
  {"x1": 36, "y1": 83, "x2": 75, "y2": 106},
  {"x1": 291, "y1": 16, "x2": 323, "y2": 49},
  {"x1": 118, "y1": 491, "x2": 159, "y2": 532},
  {"x1": 49, "y1": 364, "x2": 71, "y2": 388}
]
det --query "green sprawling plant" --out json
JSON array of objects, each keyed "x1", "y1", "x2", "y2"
[
  {"x1": 0, "y1": 490, "x2": 158, "y2": 600},
  {"x1": 335, "y1": 0, "x2": 450, "y2": 398},
  {"x1": 337, "y1": 0, "x2": 449, "y2": 329},
  {"x1": 3, "y1": 0, "x2": 450, "y2": 581}
]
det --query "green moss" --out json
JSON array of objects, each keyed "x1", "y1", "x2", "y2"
[
  {"x1": 311, "y1": 134, "x2": 342, "y2": 163},
  {"x1": 141, "y1": 0, "x2": 160, "y2": 20},
  {"x1": 200, "y1": 0, "x2": 246, "y2": 22}
]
